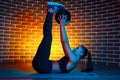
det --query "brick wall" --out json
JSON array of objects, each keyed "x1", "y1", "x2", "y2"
[{"x1": 0, "y1": 0, "x2": 120, "y2": 67}]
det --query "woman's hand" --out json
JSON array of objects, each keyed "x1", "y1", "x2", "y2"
[{"x1": 58, "y1": 14, "x2": 69, "y2": 26}]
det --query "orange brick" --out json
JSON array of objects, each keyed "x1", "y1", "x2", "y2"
[{"x1": 0, "y1": 0, "x2": 120, "y2": 67}]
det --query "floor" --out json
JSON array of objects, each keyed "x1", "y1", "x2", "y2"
[{"x1": 0, "y1": 63, "x2": 120, "y2": 80}]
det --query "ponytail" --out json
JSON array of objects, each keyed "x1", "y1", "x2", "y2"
[{"x1": 81, "y1": 51, "x2": 93, "y2": 72}]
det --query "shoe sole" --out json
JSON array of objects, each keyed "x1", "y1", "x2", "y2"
[{"x1": 47, "y1": 2, "x2": 65, "y2": 8}]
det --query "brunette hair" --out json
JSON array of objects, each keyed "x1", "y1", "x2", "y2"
[{"x1": 80, "y1": 46, "x2": 93, "y2": 72}]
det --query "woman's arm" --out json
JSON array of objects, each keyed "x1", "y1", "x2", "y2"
[{"x1": 58, "y1": 14, "x2": 76, "y2": 63}]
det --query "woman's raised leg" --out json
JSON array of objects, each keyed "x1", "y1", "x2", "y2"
[
  {"x1": 32, "y1": 2, "x2": 65, "y2": 73},
  {"x1": 32, "y1": 12, "x2": 53, "y2": 73}
]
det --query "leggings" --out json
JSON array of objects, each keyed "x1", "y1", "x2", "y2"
[
  {"x1": 32, "y1": 12, "x2": 53, "y2": 73},
  {"x1": 32, "y1": 12, "x2": 69, "y2": 73}
]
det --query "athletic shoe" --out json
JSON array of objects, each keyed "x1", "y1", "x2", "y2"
[{"x1": 47, "y1": 2, "x2": 65, "y2": 13}]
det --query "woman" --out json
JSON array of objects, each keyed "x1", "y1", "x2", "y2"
[{"x1": 32, "y1": 2, "x2": 93, "y2": 73}]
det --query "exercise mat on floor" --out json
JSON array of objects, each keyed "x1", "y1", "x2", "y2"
[{"x1": 0, "y1": 68, "x2": 99, "y2": 78}]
